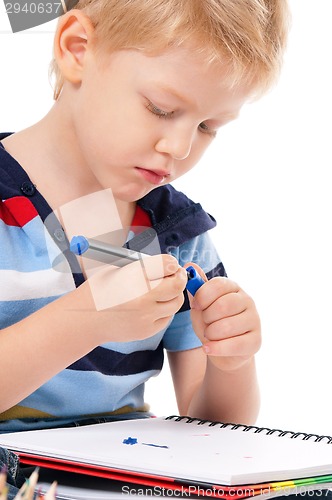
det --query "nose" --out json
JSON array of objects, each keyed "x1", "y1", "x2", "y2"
[{"x1": 155, "y1": 129, "x2": 194, "y2": 161}]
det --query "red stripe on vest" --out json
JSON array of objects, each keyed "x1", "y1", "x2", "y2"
[
  {"x1": 0, "y1": 197, "x2": 38, "y2": 227},
  {"x1": 131, "y1": 205, "x2": 152, "y2": 234}
]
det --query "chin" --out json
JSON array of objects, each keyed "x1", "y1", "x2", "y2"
[{"x1": 118, "y1": 183, "x2": 157, "y2": 202}]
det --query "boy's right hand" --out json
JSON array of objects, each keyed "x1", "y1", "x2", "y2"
[{"x1": 76, "y1": 254, "x2": 187, "y2": 343}]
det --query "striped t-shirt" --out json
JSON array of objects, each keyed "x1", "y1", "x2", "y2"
[{"x1": 0, "y1": 134, "x2": 226, "y2": 432}]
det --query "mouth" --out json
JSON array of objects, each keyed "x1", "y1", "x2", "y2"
[{"x1": 135, "y1": 167, "x2": 170, "y2": 186}]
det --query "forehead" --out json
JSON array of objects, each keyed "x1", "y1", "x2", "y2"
[{"x1": 100, "y1": 44, "x2": 253, "y2": 116}]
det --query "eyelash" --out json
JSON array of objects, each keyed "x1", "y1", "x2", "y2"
[
  {"x1": 146, "y1": 101, "x2": 217, "y2": 138},
  {"x1": 199, "y1": 122, "x2": 217, "y2": 138},
  {"x1": 146, "y1": 102, "x2": 174, "y2": 120}
]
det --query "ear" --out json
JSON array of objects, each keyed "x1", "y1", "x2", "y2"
[{"x1": 53, "y1": 10, "x2": 95, "y2": 85}]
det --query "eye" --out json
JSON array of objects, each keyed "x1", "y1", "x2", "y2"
[
  {"x1": 146, "y1": 101, "x2": 174, "y2": 120},
  {"x1": 198, "y1": 122, "x2": 217, "y2": 138}
]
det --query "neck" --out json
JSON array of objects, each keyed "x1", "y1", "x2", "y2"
[{"x1": 1, "y1": 98, "x2": 136, "y2": 232}]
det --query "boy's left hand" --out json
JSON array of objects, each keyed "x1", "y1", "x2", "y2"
[{"x1": 185, "y1": 263, "x2": 261, "y2": 372}]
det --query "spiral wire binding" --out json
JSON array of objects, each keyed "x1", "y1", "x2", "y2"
[{"x1": 165, "y1": 416, "x2": 332, "y2": 444}]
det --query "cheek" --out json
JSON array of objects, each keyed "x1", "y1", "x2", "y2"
[{"x1": 85, "y1": 97, "x2": 154, "y2": 150}]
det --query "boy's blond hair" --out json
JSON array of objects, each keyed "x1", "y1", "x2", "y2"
[{"x1": 51, "y1": 0, "x2": 290, "y2": 100}]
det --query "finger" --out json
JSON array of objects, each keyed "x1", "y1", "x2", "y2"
[
  {"x1": 150, "y1": 295, "x2": 187, "y2": 334},
  {"x1": 203, "y1": 309, "x2": 258, "y2": 341},
  {"x1": 142, "y1": 253, "x2": 181, "y2": 281},
  {"x1": 201, "y1": 291, "x2": 253, "y2": 325},
  {"x1": 149, "y1": 267, "x2": 187, "y2": 301},
  {"x1": 203, "y1": 330, "x2": 261, "y2": 357},
  {"x1": 87, "y1": 256, "x2": 183, "y2": 311},
  {"x1": 154, "y1": 293, "x2": 185, "y2": 319},
  {"x1": 87, "y1": 261, "x2": 151, "y2": 310},
  {"x1": 193, "y1": 277, "x2": 241, "y2": 310},
  {"x1": 152, "y1": 315, "x2": 177, "y2": 334}
]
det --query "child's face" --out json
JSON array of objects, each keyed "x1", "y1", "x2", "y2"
[{"x1": 70, "y1": 44, "x2": 251, "y2": 202}]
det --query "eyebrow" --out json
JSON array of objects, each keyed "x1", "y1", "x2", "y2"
[{"x1": 153, "y1": 83, "x2": 195, "y2": 106}]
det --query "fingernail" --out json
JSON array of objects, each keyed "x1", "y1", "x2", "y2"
[{"x1": 203, "y1": 345, "x2": 210, "y2": 354}]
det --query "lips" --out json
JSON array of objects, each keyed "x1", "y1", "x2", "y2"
[{"x1": 135, "y1": 167, "x2": 170, "y2": 185}]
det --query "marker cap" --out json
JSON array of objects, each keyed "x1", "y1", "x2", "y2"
[
  {"x1": 70, "y1": 235, "x2": 89, "y2": 256},
  {"x1": 186, "y1": 266, "x2": 205, "y2": 296}
]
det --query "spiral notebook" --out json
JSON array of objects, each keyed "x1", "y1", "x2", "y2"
[{"x1": 1, "y1": 416, "x2": 332, "y2": 499}]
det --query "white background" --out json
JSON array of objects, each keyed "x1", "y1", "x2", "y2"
[{"x1": 1, "y1": 1, "x2": 331, "y2": 436}]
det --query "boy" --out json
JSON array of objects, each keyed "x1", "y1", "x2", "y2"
[{"x1": 0, "y1": 0, "x2": 289, "y2": 495}]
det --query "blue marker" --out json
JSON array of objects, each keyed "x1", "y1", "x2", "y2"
[{"x1": 70, "y1": 236, "x2": 205, "y2": 295}]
